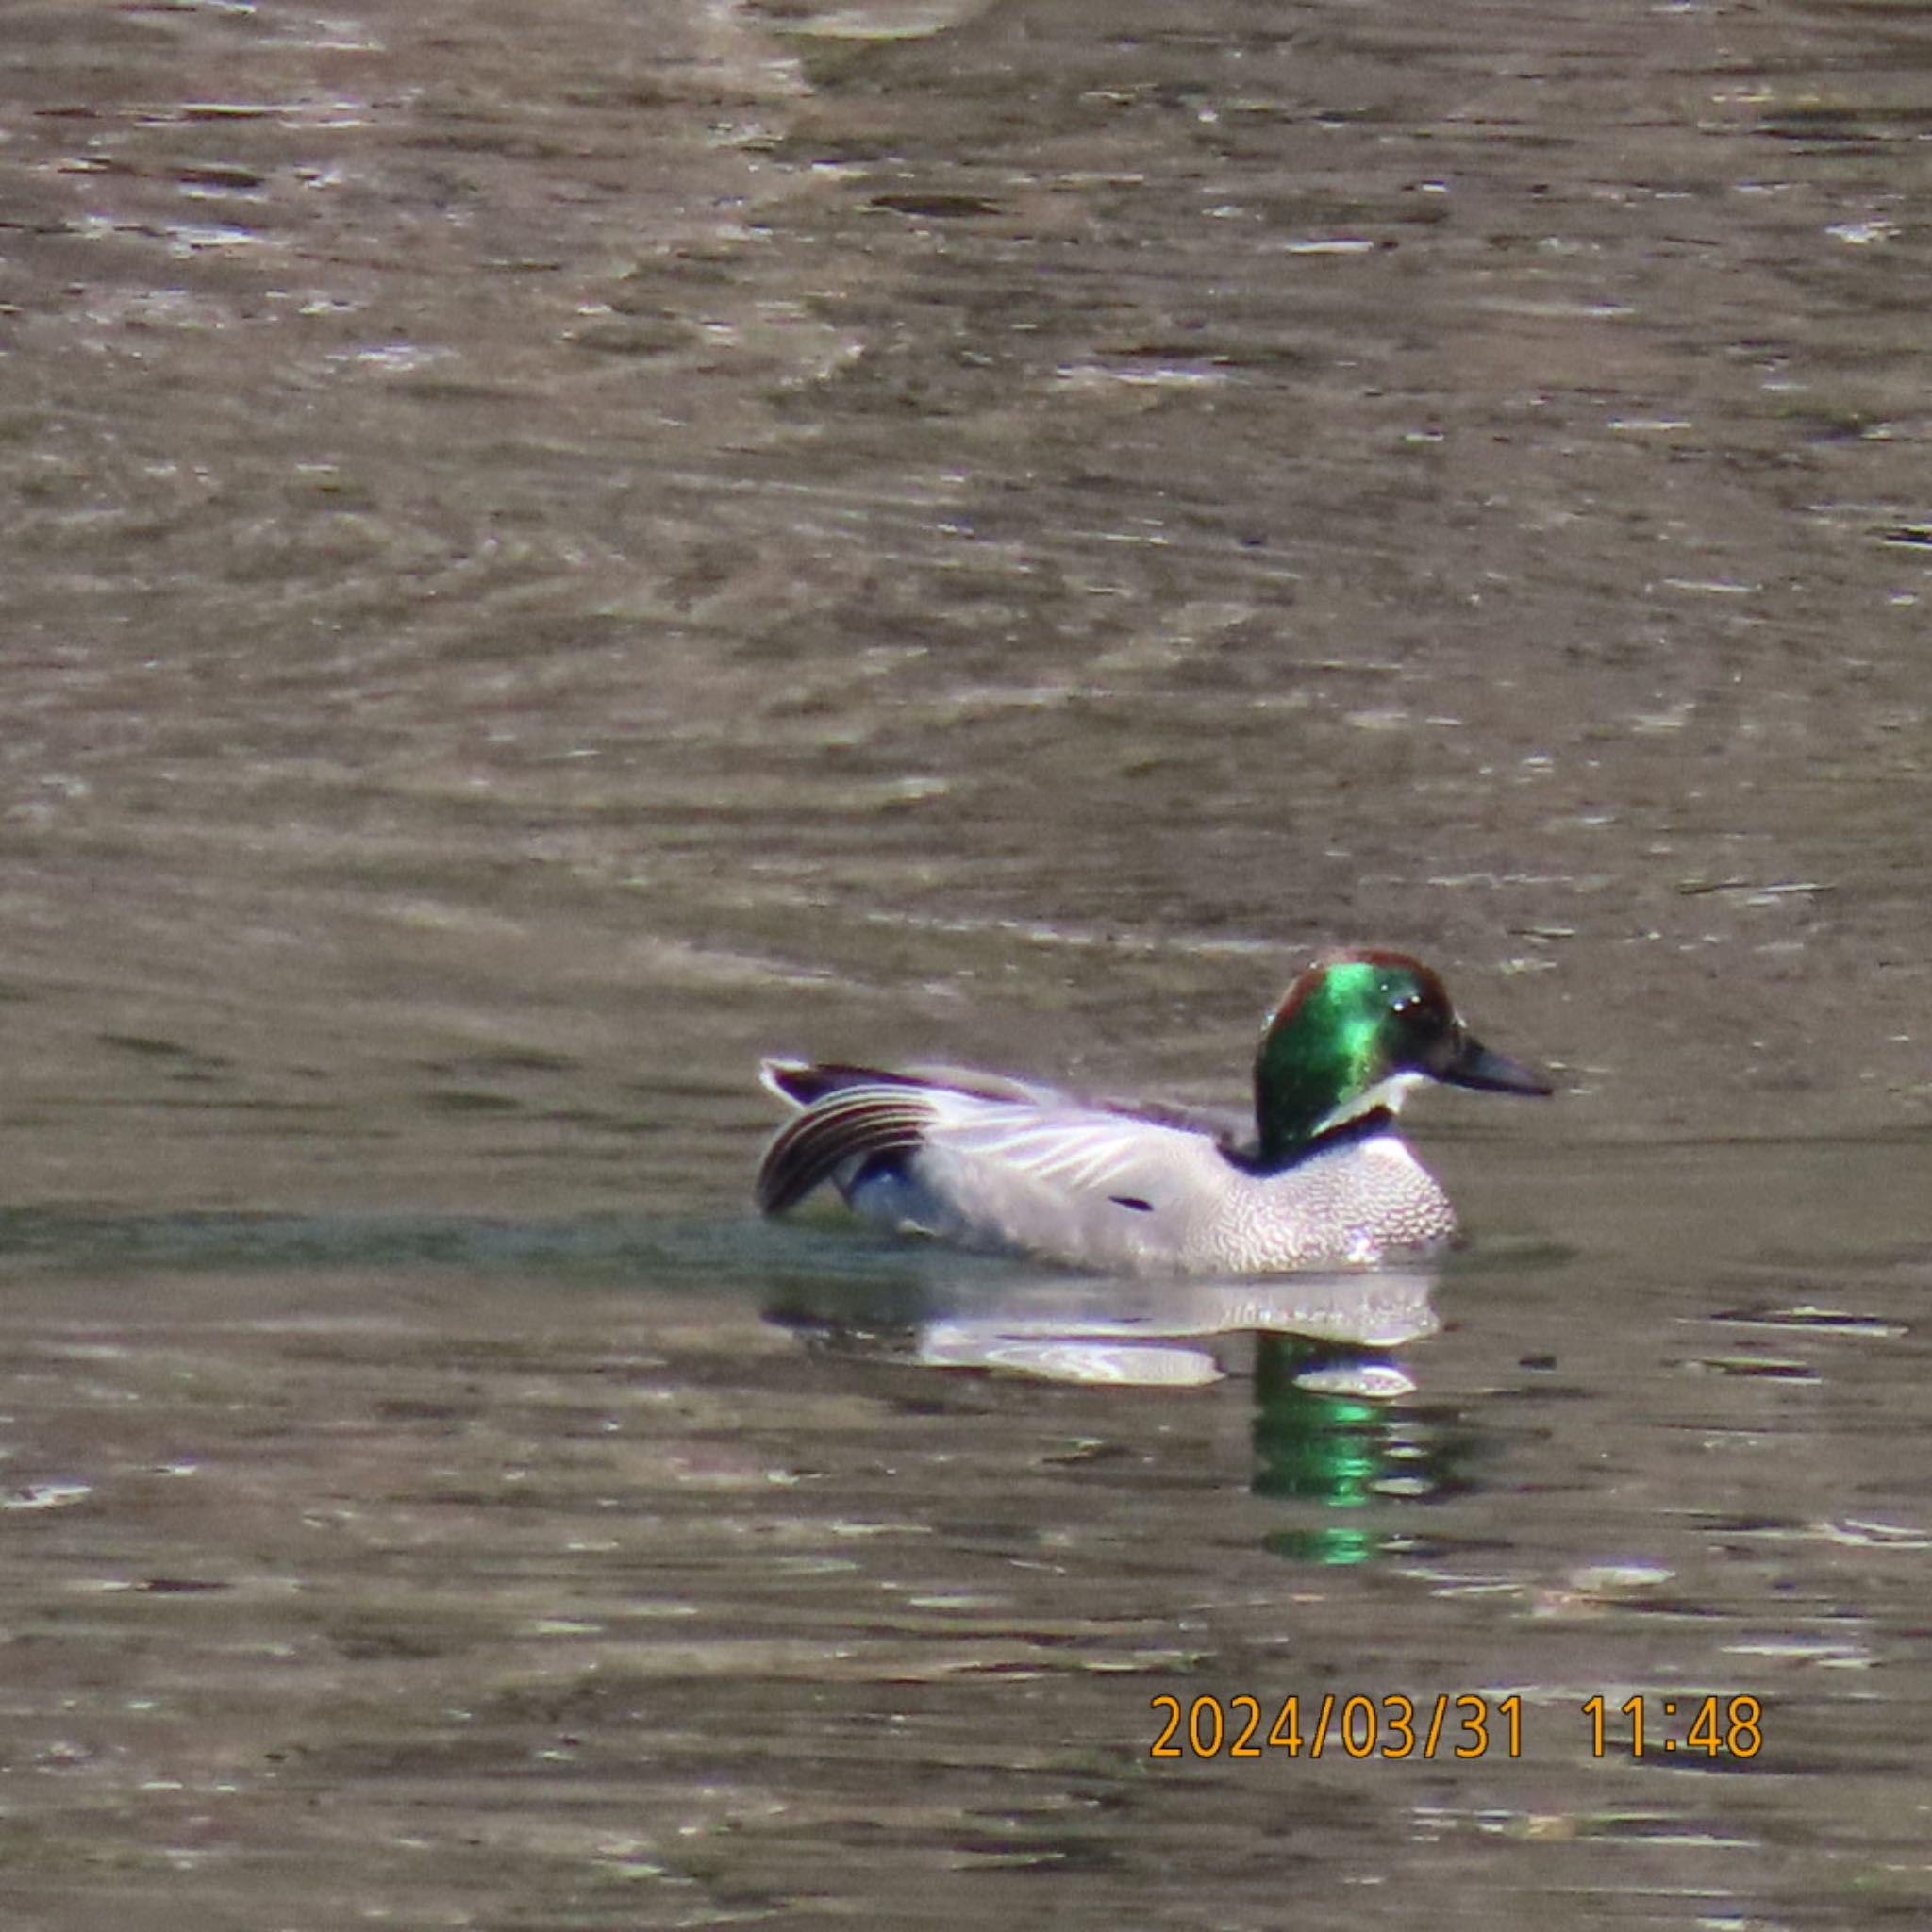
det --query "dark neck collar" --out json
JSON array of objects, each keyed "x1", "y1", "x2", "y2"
[{"x1": 1222, "y1": 1105, "x2": 1396, "y2": 1177}]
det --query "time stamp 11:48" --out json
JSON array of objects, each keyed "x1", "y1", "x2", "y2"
[{"x1": 1148, "y1": 1692, "x2": 1764, "y2": 1761}]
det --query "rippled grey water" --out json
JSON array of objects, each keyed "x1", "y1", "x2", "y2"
[{"x1": 4, "y1": 0, "x2": 1932, "y2": 1924}]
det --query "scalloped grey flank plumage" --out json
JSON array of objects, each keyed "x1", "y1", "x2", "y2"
[{"x1": 754, "y1": 949, "x2": 1553, "y2": 1276}]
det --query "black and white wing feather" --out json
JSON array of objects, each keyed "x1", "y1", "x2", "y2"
[{"x1": 755, "y1": 1057, "x2": 1236, "y2": 1235}]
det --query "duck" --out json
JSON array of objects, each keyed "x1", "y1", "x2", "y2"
[{"x1": 754, "y1": 947, "x2": 1553, "y2": 1275}]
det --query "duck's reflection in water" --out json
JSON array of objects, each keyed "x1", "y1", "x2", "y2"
[
  {"x1": 767, "y1": 1260, "x2": 1468, "y2": 1561},
  {"x1": 767, "y1": 1258, "x2": 1438, "y2": 1384}
]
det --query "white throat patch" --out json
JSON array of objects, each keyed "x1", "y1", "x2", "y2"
[{"x1": 1313, "y1": 1070, "x2": 1424, "y2": 1138}]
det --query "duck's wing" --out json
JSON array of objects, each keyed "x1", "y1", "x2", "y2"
[
  {"x1": 755, "y1": 1059, "x2": 1233, "y2": 1220},
  {"x1": 757, "y1": 1060, "x2": 1078, "y2": 1215}
]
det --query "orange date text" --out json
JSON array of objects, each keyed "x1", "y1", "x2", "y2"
[{"x1": 1148, "y1": 1692, "x2": 1523, "y2": 1760}]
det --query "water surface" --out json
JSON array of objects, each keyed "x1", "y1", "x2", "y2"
[{"x1": 3, "y1": 0, "x2": 1931, "y2": 1924}]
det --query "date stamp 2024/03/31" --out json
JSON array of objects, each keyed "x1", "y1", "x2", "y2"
[{"x1": 1149, "y1": 1692, "x2": 1764, "y2": 1762}]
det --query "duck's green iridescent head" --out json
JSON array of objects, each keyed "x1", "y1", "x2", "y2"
[{"x1": 1251, "y1": 948, "x2": 1551, "y2": 1169}]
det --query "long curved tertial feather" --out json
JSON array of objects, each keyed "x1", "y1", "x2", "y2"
[{"x1": 754, "y1": 1086, "x2": 935, "y2": 1215}]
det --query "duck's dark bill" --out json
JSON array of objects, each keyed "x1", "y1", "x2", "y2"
[{"x1": 1440, "y1": 1034, "x2": 1555, "y2": 1097}]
